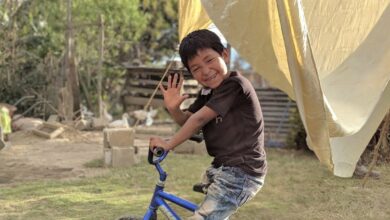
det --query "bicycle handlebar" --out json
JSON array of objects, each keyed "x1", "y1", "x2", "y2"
[
  {"x1": 153, "y1": 147, "x2": 165, "y2": 157},
  {"x1": 148, "y1": 134, "x2": 204, "y2": 164},
  {"x1": 148, "y1": 147, "x2": 167, "y2": 164}
]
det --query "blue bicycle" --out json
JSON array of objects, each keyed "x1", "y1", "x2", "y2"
[{"x1": 119, "y1": 136, "x2": 203, "y2": 220}]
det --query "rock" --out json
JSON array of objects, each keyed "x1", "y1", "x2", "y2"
[
  {"x1": 12, "y1": 117, "x2": 44, "y2": 131},
  {"x1": 353, "y1": 164, "x2": 381, "y2": 179}
]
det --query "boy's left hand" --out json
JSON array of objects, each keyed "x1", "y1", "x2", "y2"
[{"x1": 149, "y1": 136, "x2": 171, "y2": 152}]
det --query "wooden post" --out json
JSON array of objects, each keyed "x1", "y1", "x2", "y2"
[
  {"x1": 8, "y1": 0, "x2": 16, "y2": 85},
  {"x1": 97, "y1": 15, "x2": 105, "y2": 119},
  {"x1": 64, "y1": 0, "x2": 81, "y2": 120}
]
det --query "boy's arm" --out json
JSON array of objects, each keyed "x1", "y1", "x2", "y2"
[
  {"x1": 149, "y1": 106, "x2": 217, "y2": 151},
  {"x1": 168, "y1": 106, "x2": 216, "y2": 149},
  {"x1": 167, "y1": 108, "x2": 192, "y2": 126}
]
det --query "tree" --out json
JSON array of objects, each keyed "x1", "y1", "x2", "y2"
[
  {"x1": 137, "y1": 0, "x2": 179, "y2": 64},
  {"x1": 0, "y1": 0, "x2": 180, "y2": 117}
]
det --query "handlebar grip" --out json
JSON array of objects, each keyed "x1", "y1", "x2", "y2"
[
  {"x1": 148, "y1": 147, "x2": 165, "y2": 164},
  {"x1": 153, "y1": 147, "x2": 165, "y2": 157}
]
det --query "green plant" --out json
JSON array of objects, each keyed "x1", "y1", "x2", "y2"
[
  {"x1": 286, "y1": 107, "x2": 311, "y2": 151},
  {"x1": 84, "y1": 159, "x2": 104, "y2": 168}
]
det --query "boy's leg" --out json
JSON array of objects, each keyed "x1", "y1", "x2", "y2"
[{"x1": 188, "y1": 166, "x2": 265, "y2": 220}]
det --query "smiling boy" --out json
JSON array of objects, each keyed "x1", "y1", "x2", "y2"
[{"x1": 149, "y1": 29, "x2": 267, "y2": 219}]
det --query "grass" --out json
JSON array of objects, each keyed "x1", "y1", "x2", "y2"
[
  {"x1": 84, "y1": 159, "x2": 104, "y2": 168},
  {"x1": 0, "y1": 149, "x2": 390, "y2": 220}
]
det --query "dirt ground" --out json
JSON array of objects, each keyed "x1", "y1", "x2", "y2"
[{"x1": 0, "y1": 127, "x2": 155, "y2": 185}]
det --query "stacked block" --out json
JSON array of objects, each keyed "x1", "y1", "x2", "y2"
[
  {"x1": 173, "y1": 140, "x2": 207, "y2": 155},
  {"x1": 103, "y1": 127, "x2": 139, "y2": 168}
]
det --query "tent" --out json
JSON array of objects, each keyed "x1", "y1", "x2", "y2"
[{"x1": 179, "y1": 0, "x2": 390, "y2": 177}]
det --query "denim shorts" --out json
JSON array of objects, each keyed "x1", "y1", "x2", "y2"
[{"x1": 188, "y1": 165, "x2": 265, "y2": 220}]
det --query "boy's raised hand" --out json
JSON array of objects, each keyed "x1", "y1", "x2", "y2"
[{"x1": 159, "y1": 73, "x2": 189, "y2": 111}]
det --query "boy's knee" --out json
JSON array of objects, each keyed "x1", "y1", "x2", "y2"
[{"x1": 191, "y1": 195, "x2": 236, "y2": 220}]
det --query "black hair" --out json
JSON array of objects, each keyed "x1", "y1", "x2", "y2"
[{"x1": 179, "y1": 29, "x2": 225, "y2": 72}]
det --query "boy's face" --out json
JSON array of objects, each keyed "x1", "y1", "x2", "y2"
[{"x1": 187, "y1": 48, "x2": 229, "y2": 89}]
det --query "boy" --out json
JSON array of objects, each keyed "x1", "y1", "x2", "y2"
[{"x1": 149, "y1": 29, "x2": 267, "y2": 219}]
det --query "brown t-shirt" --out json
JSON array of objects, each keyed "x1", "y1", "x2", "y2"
[{"x1": 188, "y1": 72, "x2": 267, "y2": 177}]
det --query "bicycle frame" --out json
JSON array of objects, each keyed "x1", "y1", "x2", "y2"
[{"x1": 144, "y1": 148, "x2": 198, "y2": 220}]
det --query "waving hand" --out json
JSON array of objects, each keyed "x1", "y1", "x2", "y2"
[{"x1": 159, "y1": 73, "x2": 189, "y2": 111}]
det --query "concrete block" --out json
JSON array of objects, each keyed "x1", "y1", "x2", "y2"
[
  {"x1": 103, "y1": 148, "x2": 112, "y2": 167},
  {"x1": 174, "y1": 140, "x2": 207, "y2": 155},
  {"x1": 173, "y1": 140, "x2": 194, "y2": 154},
  {"x1": 92, "y1": 117, "x2": 108, "y2": 130},
  {"x1": 135, "y1": 126, "x2": 174, "y2": 136},
  {"x1": 111, "y1": 146, "x2": 139, "y2": 168},
  {"x1": 103, "y1": 127, "x2": 135, "y2": 148},
  {"x1": 193, "y1": 142, "x2": 207, "y2": 155},
  {"x1": 32, "y1": 122, "x2": 64, "y2": 139}
]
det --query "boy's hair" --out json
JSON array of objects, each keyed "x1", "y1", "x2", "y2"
[{"x1": 179, "y1": 29, "x2": 225, "y2": 72}]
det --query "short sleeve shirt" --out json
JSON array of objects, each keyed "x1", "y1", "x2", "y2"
[{"x1": 188, "y1": 72, "x2": 267, "y2": 177}]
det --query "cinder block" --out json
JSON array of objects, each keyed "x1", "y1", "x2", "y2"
[
  {"x1": 111, "y1": 146, "x2": 139, "y2": 168},
  {"x1": 174, "y1": 140, "x2": 207, "y2": 155},
  {"x1": 32, "y1": 122, "x2": 64, "y2": 139},
  {"x1": 193, "y1": 142, "x2": 207, "y2": 155},
  {"x1": 103, "y1": 127, "x2": 135, "y2": 148},
  {"x1": 103, "y1": 148, "x2": 112, "y2": 167},
  {"x1": 173, "y1": 140, "x2": 193, "y2": 154},
  {"x1": 92, "y1": 117, "x2": 107, "y2": 130}
]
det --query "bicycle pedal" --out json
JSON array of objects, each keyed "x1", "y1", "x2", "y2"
[{"x1": 193, "y1": 183, "x2": 207, "y2": 194}]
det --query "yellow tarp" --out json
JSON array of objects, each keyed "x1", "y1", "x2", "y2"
[
  {"x1": 178, "y1": 0, "x2": 212, "y2": 41},
  {"x1": 0, "y1": 107, "x2": 12, "y2": 134},
  {"x1": 180, "y1": 0, "x2": 390, "y2": 177}
]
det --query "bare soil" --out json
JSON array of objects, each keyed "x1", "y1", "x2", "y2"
[
  {"x1": 0, "y1": 130, "x2": 109, "y2": 184},
  {"x1": 0, "y1": 124, "x2": 173, "y2": 185}
]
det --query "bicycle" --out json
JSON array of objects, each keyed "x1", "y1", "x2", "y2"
[{"x1": 118, "y1": 136, "x2": 203, "y2": 220}]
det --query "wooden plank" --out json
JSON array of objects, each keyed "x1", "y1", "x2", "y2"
[
  {"x1": 264, "y1": 129, "x2": 291, "y2": 134},
  {"x1": 260, "y1": 102, "x2": 294, "y2": 107},
  {"x1": 263, "y1": 118, "x2": 291, "y2": 123},
  {"x1": 125, "y1": 67, "x2": 192, "y2": 78},
  {"x1": 124, "y1": 87, "x2": 162, "y2": 96},
  {"x1": 261, "y1": 106, "x2": 296, "y2": 112},
  {"x1": 32, "y1": 122, "x2": 64, "y2": 139},
  {"x1": 264, "y1": 126, "x2": 294, "y2": 132},
  {"x1": 123, "y1": 96, "x2": 164, "y2": 108},
  {"x1": 124, "y1": 86, "x2": 199, "y2": 96},
  {"x1": 263, "y1": 111, "x2": 294, "y2": 116},
  {"x1": 257, "y1": 92, "x2": 290, "y2": 97},
  {"x1": 128, "y1": 79, "x2": 199, "y2": 89},
  {"x1": 259, "y1": 97, "x2": 292, "y2": 102},
  {"x1": 264, "y1": 122, "x2": 296, "y2": 128}
]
